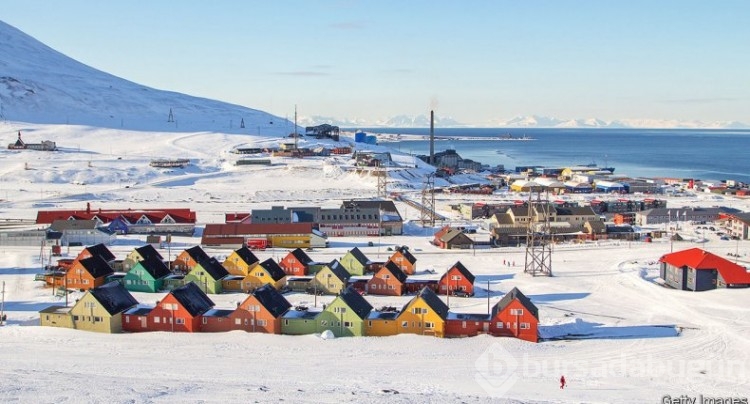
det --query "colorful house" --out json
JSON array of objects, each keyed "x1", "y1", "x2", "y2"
[
  {"x1": 487, "y1": 287, "x2": 539, "y2": 343},
  {"x1": 222, "y1": 246, "x2": 260, "y2": 276},
  {"x1": 172, "y1": 245, "x2": 210, "y2": 273},
  {"x1": 39, "y1": 281, "x2": 138, "y2": 333},
  {"x1": 235, "y1": 284, "x2": 292, "y2": 334},
  {"x1": 316, "y1": 286, "x2": 373, "y2": 337},
  {"x1": 312, "y1": 260, "x2": 351, "y2": 295},
  {"x1": 445, "y1": 312, "x2": 491, "y2": 338},
  {"x1": 123, "y1": 282, "x2": 215, "y2": 333},
  {"x1": 281, "y1": 306, "x2": 322, "y2": 335},
  {"x1": 388, "y1": 246, "x2": 417, "y2": 275},
  {"x1": 339, "y1": 247, "x2": 369, "y2": 276},
  {"x1": 122, "y1": 244, "x2": 163, "y2": 272},
  {"x1": 65, "y1": 255, "x2": 114, "y2": 291},
  {"x1": 366, "y1": 261, "x2": 407, "y2": 296},
  {"x1": 184, "y1": 257, "x2": 229, "y2": 294},
  {"x1": 122, "y1": 255, "x2": 172, "y2": 293},
  {"x1": 439, "y1": 261, "x2": 476, "y2": 296},
  {"x1": 240, "y1": 258, "x2": 287, "y2": 291},
  {"x1": 396, "y1": 287, "x2": 449, "y2": 337},
  {"x1": 279, "y1": 248, "x2": 315, "y2": 276},
  {"x1": 659, "y1": 247, "x2": 750, "y2": 291},
  {"x1": 365, "y1": 308, "x2": 400, "y2": 336}
]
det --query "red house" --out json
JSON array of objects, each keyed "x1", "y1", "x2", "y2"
[
  {"x1": 445, "y1": 312, "x2": 491, "y2": 338},
  {"x1": 439, "y1": 261, "x2": 475, "y2": 296},
  {"x1": 488, "y1": 287, "x2": 539, "y2": 343},
  {"x1": 123, "y1": 282, "x2": 214, "y2": 333},
  {"x1": 279, "y1": 248, "x2": 315, "y2": 276},
  {"x1": 75, "y1": 243, "x2": 116, "y2": 266},
  {"x1": 366, "y1": 261, "x2": 407, "y2": 296}
]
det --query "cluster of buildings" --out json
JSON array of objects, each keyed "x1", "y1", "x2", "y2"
[
  {"x1": 6, "y1": 131, "x2": 56, "y2": 151},
  {"x1": 40, "y1": 281, "x2": 539, "y2": 342},
  {"x1": 659, "y1": 247, "x2": 750, "y2": 291}
]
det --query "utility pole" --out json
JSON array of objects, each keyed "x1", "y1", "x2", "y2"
[{"x1": 1, "y1": 281, "x2": 5, "y2": 326}]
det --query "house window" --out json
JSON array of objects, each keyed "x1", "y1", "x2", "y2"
[
  {"x1": 235, "y1": 319, "x2": 241, "y2": 325},
  {"x1": 496, "y1": 322, "x2": 503, "y2": 329},
  {"x1": 368, "y1": 321, "x2": 372, "y2": 327},
  {"x1": 257, "y1": 319, "x2": 267, "y2": 326},
  {"x1": 401, "y1": 321, "x2": 408, "y2": 328},
  {"x1": 412, "y1": 307, "x2": 427, "y2": 315},
  {"x1": 93, "y1": 316, "x2": 102, "y2": 322},
  {"x1": 73, "y1": 315, "x2": 79, "y2": 321},
  {"x1": 334, "y1": 307, "x2": 347, "y2": 313},
  {"x1": 82, "y1": 279, "x2": 89, "y2": 285},
  {"x1": 520, "y1": 323, "x2": 530, "y2": 329},
  {"x1": 344, "y1": 321, "x2": 353, "y2": 327},
  {"x1": 388, "y1": 285, "x2": 395, "y2": 290},
  {"x1": 284, "y1": 320, "x2": 289, "y2": 326},
  {"x1": 155, "y1": 317, "x2": 161, "y2": 324},
  {"x1": 510, "y1": 309, "x2": 524, "y2": 316},
  {"x1": 425, "y1": 322, "x2": 434, "y2": 329},
  {"x1": 321, "y1": 320, "x2": 328, "y2": 326},
  {"x1": 451, "y1": 275, "x2": 461, "y2": 281},
  {"x1": 125, "y1": 317, "x2": 129, "y2": 323},
  {"x1": 176, "y1": 318, "x2": 185, "y2": 325}
]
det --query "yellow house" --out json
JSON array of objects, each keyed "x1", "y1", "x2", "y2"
[
  {"x1": 312, "y1": 260, "x2": 350, "y2": 295},
  {"x1": 396, "y1": 287, "x2": 449, "y2": 338},
  {"x1": 365, "y1": 310, "x2": 400, "y2": 336},
  {"x1": 38, "y1": 282, "x2": 138, "y2": 333},
  {"x1": 241, "y1": 258, "x2": 287, "y2": 291},
  {"x1": 223, "y1": 246, "x2": 260, "y2": 276},
  {"x1": 122, "y1": 244, "x2": 164, "y2": 272}
]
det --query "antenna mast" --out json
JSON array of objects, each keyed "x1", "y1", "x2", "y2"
[
  {"x1": 294, "y1": 105, "x2": 298, "y2": 151},
  {"x1": 524, "y1": 187, "x2": 553, "y2": 276}
]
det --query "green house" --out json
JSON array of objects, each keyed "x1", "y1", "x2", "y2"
[
  {"x1": 317, "y1": 286, "x2": 373, "y2": 337},
  {"x1": 123, "y1": 255, "x2": 172, "y2": 293},
  {"x1": 183, "y1": 257, "x2": 229, "y2": 294},
  {"x1": 339, "y1": 247, "x2": 369, "y2": 276},
  {"x1": 312, "y1": 260, "x2": 351, "y2": 295},
  {"x1": 281, "y1": 307, "x2": 322, "y2": 335}
]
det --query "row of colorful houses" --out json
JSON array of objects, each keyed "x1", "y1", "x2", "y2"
[{"x1": 40, "y1": 281, "x2": 540, "y2": 342}]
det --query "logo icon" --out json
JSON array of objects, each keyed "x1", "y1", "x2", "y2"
[{"x1": 475, "y1": 342, "x2": 518, "y2": 398}]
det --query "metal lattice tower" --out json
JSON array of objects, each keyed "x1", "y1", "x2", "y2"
[
  {"x1": 421, "y1": 173, "x2": 436, "y2": 227},
  {"x1": 376, "y1": 162, "x2": 388, "y2": 198},
  {"x1": 167, "y1": 108, "x2": 174, "y2": 123},
  {"x1": 524, "y1": 188, "x2": 553, "y2": 277}
]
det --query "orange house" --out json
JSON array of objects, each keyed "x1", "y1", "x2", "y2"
[
  {"x1": 204, "y1": 284, "x2": 292, "y2": 334},
  {"x1": 222, "y1": 246, "x2": 260, "y2": 276},
  {"x1": 123, "y1": 282, "x2": 214, "y2": 333},
  {"x1": 439, "y1": 261, "x2": 476, "y2": 296},
  {"x1": 279, "y1": 248, "x2": 314, "y2": 276},
  {"x1": 388, "y1": 246, "x2": 417, "y2": 275},
  {"x1": 488, "y1": 287, "x2": 539, "y2": 343},
  {"x1": 75, "y1": 243, "x2": 116, "y2": 265},
  {"x1": 65, "y1": 255, "x2": 114, "y2": 291},
  {"x1": 365, "y1": 308, "x2": 400, "y2": 336},
  {"x1": 172, "y1": 246, "x2": 210, "y2": 273},
  {"x1": 366, "y1": 261, "x2": 407, "y2": 296}
]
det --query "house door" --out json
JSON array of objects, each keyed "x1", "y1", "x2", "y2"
[
  {"x1": 483, "y1": 322, "x2": 489, "y2": 333},
  {"x1": 140, "y1": 317, "x2": 147, "y2": 328}
]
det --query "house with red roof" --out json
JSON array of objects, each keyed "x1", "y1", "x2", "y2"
[
  {"x1": 659, "y1": 247, "x2": 750, "y2": 291},
  {"x1": 36, "y1": 203, "x2": 196, "y2": 235}
]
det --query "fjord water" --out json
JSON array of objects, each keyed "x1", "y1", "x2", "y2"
[{"x1": 363, "y1": 128, "x2": 750, "y2": 183}]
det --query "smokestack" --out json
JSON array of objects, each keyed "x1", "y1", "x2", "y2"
[{"x1": 429, "y1": 110, "x2": 435, "y2": 165}]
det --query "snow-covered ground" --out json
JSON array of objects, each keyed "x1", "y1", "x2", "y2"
[{"x1": 0, "y1": 122, "x2": 749, "y2": 403}]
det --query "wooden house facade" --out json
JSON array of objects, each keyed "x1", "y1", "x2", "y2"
[
  {"x1": 279, "y1": 248, "x2": 314, "y2": 276},
  {"x1": 316, "y1": 286, "x2": 373, "y2": 337},
  {"x1": 439, "y1": 261, "x2": 476, "y2": 296},
  {"x1": 123, "y1": 282, "x2": 215, "y2": 333},
  {"x1": 396, "y1": 287, "x2": 449, "y2": 338},
  {"x1": 122, "y1": 255, "x2": 172, "y2": 293},
  {"x1": 366, "y1": 261, "x2": 407, "y2": 296}
]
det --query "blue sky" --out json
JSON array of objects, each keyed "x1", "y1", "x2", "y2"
[{"x1": 3, "y1": 1, "x2": 749, "y2": 124}]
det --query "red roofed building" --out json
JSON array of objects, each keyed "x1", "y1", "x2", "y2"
[
  {"x1": 659, "y1": 247, "x2": 750, "y2": 291},
  {"x1": 36, "y1": 203, "x2": 196, "y2": 235}
]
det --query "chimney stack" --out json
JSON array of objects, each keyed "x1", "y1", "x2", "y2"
[{"x1": 429, "y1": 110, "x2": 435, "y2": 165}]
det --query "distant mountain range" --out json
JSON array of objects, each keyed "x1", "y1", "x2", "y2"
[{"x1": 301, "y1": 114, "x2": 749, "y2": 130}]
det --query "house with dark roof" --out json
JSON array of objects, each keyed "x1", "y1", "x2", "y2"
[
  {"x1": 123, "y1": 255, "x2": 172, "y2": 293},
  {"x1": 123, "y1": 282, "x2": 215, "y2": 333},
  {"x1": 317, "y1": 286, "x2": 373, "y2": 337},
  {"x1": 365, "y1": 306, "x2": 401, "y2": 336},
  {"x1": 387, "y1": 246, "x2": 417, "y2": 275},
  {"x1": 659, "y1": 247, "x2": 750, "y2": 291},
  {"x1": 340, "y1": 247, "x2": 369, "y2": 276},
  {"x1": 313, "y1": 260, "x2": 351, "y2": 295},
  {"x1": 222, "y1": 246, "x2": 260, "y2": 276},
  {"x1": 75, "y1": 243, "x2": 117, "y2": 265},
  {"x1": 396, "y1": 287, "x2": 450, "y2": 337},
  {"x1": 279, "y1": 248, "x2": 315, "y2": 276},
  {"x1": 366, "y1": 261, "x2": 407, "y2": 296},
  {"x1": 487, "y1": 287, "x2": 539, "y2": 342},
  {"x1": 439, "y1": 261, "x2": 476, "y2": 296},
  {"x1": 122, "y1": 244, "x2": 164, "y2": 271},
  {"x1": 433, "y1": 227, "x2": 474, "y2": 250},
  {"x1": 172, "y1": 246, "x2": 210, "y2": 273},
  {"x1": 39, "y1": 281, "x2": 138, "y2": 333},
  {"x1": 65, "y1": 255, "x2": 115, "y2": 291},
  {"x1": 202, "y1": 284, "x2": 292, "y2": 334},
  {"x1": 184, "y1": 257, "x2": 230, "y2": 294},
  {"x1": 239, "y1": 258, "x2": 287, "y2": 292}
]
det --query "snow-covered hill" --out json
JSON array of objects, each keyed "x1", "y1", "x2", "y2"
[{"x1": 0, "y1": 20, "x2": 294, "y2": 135}]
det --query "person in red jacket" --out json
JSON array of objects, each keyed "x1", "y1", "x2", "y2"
[{"x1": 560, "y1": 375, "x2": 566, "y2": 389}]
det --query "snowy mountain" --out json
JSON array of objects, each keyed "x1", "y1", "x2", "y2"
[
  {"x1": 306, "y1": 113, "x2": 749, "y2": 130},
  {"x1": 0, "y1": 20, "x2": 294, "y2": 135}
]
